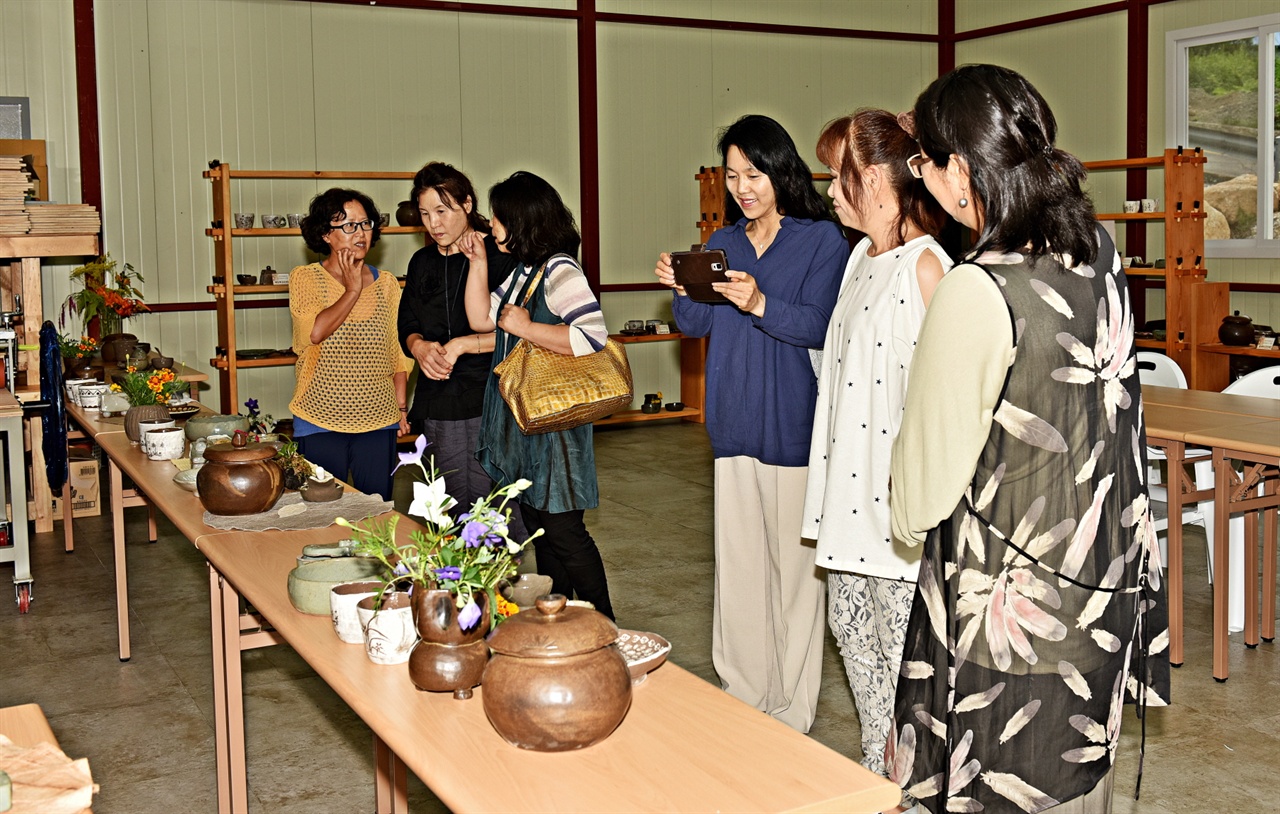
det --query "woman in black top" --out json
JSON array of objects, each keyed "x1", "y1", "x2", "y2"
[{"x1": 398, "y1": 162, "x2": 518, "y2": 514}]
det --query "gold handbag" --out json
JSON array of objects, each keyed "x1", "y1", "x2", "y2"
[{"x1": 494, "y1": 261, "x2": 633, "y2": 435}]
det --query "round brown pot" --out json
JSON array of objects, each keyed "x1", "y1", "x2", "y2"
[
  {"x1": 481, "y1": 594, "x2": 631, "y2": 751},
  {"x1": 408, "y1": 587, "x2": 490, "y2": 700},
  {"x1": 1218, "y1": 312, "x2": 1254, "y2": 346},
  {"x1": 196, "y1": 442, "x2": 284, "y2": 515},
  {"x1": 124, "y1": 404, "x2": 171, "y2": 442},
  {"x1": 100, "y1": 333, "x2": 137, "y2": 365}
]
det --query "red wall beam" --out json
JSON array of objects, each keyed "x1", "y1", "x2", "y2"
[
  {"x1": 938, "y1": 0, "x2": 955, "y2": 74},
  {"x1": 72, "y1": 0, "x2": 102, "y2": 213},
  {"x1": 577, "y1": 0, "x2": 600, "y2": 292}
]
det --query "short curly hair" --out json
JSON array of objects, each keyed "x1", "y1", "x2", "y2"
[{"x1": 300, "y1": 188, "x2": 382, "y2": 255}]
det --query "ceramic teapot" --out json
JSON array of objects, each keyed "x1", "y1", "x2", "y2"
[
  {"x1": 1219, "y1": 311, "x2": 1254, "y2": 346},
  {"x1": 481, "y1": 594, "x2": 632, "y2": 751}
]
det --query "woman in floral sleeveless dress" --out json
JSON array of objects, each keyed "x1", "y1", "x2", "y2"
[{"x1": 888, "y1": 65, "x2": 1170, "y2": 814}]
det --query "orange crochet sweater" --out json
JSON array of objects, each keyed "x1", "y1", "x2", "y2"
[{"x1": 289, "y1": 263, "x2": 412, "y2": 433}]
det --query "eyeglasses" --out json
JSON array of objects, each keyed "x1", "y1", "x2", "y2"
[
  {"x1": 330, "y1": 219, "x2": 374, "y2": 234},
  {"x1": 906, "y1": 154, "x2": 929, "y2": 179}
]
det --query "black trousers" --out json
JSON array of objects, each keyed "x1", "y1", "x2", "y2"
[
  {"x1": 296, "y1": 427, "x2": 396, "y2": 500},
  {"x1": 519, "y1": 504, "x2": 614, "y2": 621}
]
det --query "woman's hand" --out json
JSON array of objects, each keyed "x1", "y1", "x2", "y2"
[
  {"x1": 332, "y1": 247, "x2": 364, "y2": 294},
  {"x1": 411, "y1": 337, "x2": 454, "y2": 380},
  {"x1": 497, "y1": 304, "x2": 532, "y2": 338},
  {"x1": 458, "y1": 231, "x2": 487, "y2": 264},
  {"x1": 397, "y1": 413, "x2": 411, "y2": 437},
  {"x1": 713, "y1": 270, "x2": 766, "y2": 317},
  {"x1": 654, "y1": 252, "x2": 687, "y2": 296}
]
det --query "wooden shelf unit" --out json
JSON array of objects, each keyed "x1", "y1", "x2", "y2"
[
  {"x1": 598, "y1": 331, "x2": 706, "y2": 426},
  {"x1": 203, "y1": 162, "x2": 424, "y2": 413}
]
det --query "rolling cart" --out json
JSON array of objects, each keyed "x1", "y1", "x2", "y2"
[{"x1": 0, "y1": 387, "x2": 32, "y2": 611}]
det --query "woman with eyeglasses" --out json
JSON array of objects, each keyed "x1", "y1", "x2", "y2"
[
  {"x1": 800, "y1": 108, "x2": 950, "y2": 777},
  {"x1": 653, "y1": 114, "x2": 849, "y2": 732},
  {"x1": 887, "y1": 65, "x2": 1168, "y2": 813},
  {"x1": 290, "y1": 187, "x2": 412, "y2": 500}
]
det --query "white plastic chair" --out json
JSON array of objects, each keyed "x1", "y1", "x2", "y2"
[
  {"x1": 1137, "y1": 354, "x2": 1211, "y2": 567},
  {"x1": 1226, "y1": 365, "x2": 1280, "y2": 399}
]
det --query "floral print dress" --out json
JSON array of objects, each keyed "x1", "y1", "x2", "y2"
[{"x1": 889, "y1": 230, "x2": 1170, "y2": 813}]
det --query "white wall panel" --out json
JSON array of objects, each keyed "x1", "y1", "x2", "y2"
[
  {"x1": 956, "y1": 0, "x2": 1102, "y2": 33},
  {"x1": 602, "y1": 0, "x2": 935, "y2": 33}
]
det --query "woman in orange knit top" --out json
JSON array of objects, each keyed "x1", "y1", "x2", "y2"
[{"x1": 290, "y1": 188, "x2": 412, "y2": 499}]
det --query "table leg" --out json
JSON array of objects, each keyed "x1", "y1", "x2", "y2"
[
  {"x1": 373, "y1": 735, "x2": 408, "y2": 813},
  {"x1": 111, "y1": 458, "x2": 130, "y2": 662},
  {"x1": 1244, "y1": 507, "x2": 1259, "y2": 648},
  {"x1": 1263, "y1": 478, "x2": 1277, "y2": 644},
  {"x1": 1165, "y1": 440, "x2": 1186, "y2": 667},
  {"x1": 1212, "y1": 449, "x2": 1231, "y2": 682},
  {"x1": 210, "y1": 564, "x2": 248, "y2": 814}
]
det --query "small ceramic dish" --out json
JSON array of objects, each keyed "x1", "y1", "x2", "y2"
[
  {"x1": 616, "y1": 629, "x2": 672, "y2": 686},
  {"x1": 664, "y1": 402, "x2": 685, "y2": 412},
  {"x1": 236, "y1": 274, "x2": 257, "y2": 285},
  {"x1": 173, "y1": 468, "x2": 200, "y2": 492}
]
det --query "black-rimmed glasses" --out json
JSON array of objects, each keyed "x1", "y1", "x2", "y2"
[
  {"x1": 330, "y1": 219, "x2": 374, "y2": 234},
  {"x1": 906, "y1": 154, "x2": 928, "y2": 179}
]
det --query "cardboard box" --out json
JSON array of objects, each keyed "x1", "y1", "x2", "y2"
[{"x1": 50, "y1": 458, "x2": 101, "y2": 518}]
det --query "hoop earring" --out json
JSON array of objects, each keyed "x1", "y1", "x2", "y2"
[{"x1": 958, "y1": 196, "x2": 969, "y2": 208}]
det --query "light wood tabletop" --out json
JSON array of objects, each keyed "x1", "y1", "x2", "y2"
[
  {"x1": 1143, "y1": 384, "x2": 1280, "y2": 419},
  {"x1": 0, "y1": 704, "x2": 57, "y2": 749},
  {"x1": 196, "y1": 530, "x2": 902, "y2": 814}
]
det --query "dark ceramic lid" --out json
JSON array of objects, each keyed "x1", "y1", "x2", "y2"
[
  {"x1": 203, "y1": 441, "x2": 277, "y2": 462},
  {"x1": 486, "y1": 594, "x2": 618, "y2": 658}
]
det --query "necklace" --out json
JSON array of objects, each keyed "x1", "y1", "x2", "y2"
[
  {"x1": 747, "y1": 222, "x2": 777, "y2": 254},
  {"x1": 441, "y1": 250, "x2": 462, "y2": 341}
]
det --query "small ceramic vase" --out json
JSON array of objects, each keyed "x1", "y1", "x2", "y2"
[
  {"x1": 145, "y1": 427, "x2": 186, "y2": 461},
  {"x1": 137, "y1": 418, "x2": 176, "y2": 456},
  {"x1": 357, "y1": 592, "x2": 417, "y2": 665},
  {"x1": 125, "y1": 404, "x2": 172, "y2": 442},
  {"x1": 408, "y1": 588, "x2": 491, "y2": 699},
  {"x1": 330, "y1": 581, "x2": 384, "y2": 644}
]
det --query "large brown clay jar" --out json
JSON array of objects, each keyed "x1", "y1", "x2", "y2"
[
  {"x1": 482, "y1": 594, "x2": 631, "y2": 751},
  {"x1": 409, "y1": 587, "x2": 490, "y2": 699},
  {"x1": 196, "y1": 442, "x2": 283, "y2": 514}
]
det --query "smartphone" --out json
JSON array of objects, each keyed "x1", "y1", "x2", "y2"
[{"x1": 671, "y1": 249, "x2": 731, "y2": 304}]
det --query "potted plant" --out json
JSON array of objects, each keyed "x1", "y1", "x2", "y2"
[
  {"x1": 274, "y1": 439, "x2": 313, "y2": 490},
  {"x1": 110, "y1": 365, "x2": 189, "y2": 441},
  {"x1": 61, "y1": 255, "x2": 149, "y2": 360},
  {"x1": 338, "y1": 436, "x2": 540, "y2": 693},
  {"x1": 58, "y1": 334, "x2": 99, "y2": 378},
  {"x1": 240, "y1": 398, "x2": 279, "y2": 442}
]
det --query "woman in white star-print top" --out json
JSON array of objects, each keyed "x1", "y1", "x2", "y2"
[{"x1": 801, "y1": 109, "x2": 952, "y2": 778}]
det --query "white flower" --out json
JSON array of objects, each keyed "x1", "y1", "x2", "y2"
[
  {"x1": 499, "y1": 479, "x2": 533, "y2": 498},
  {"x1": 409, "y1": 477, "x2": 457, "y2": 527}
]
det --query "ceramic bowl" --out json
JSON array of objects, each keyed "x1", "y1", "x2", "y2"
[
  {"x1": 502, "y1": 573, "x2": 554, "y2": 610},
  {"x1": 287, "y1": 557, "x2": 384, "y2": 615},
  {"x1": 616, "y1": 629, "x2": 671, "y2": 686},
  {"x1": 185, "y1": 413, "x2": 249, "y2": 442},
  {"x1": 173, "y1": 468, "x2": 200, "y2": 492}
]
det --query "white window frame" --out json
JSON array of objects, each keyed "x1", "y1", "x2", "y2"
[{"x1": 1167, "y1": 13, "x2": 1280, "y2": 259}]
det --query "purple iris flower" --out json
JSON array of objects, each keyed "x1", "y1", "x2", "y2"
[
  {"x1": 434, "y1": 566, "x2": 462, "y2": 581},
  {"x1": 392, "y1": 434, "x2": 430, "y2": 475},
  {"x1": 458, "y1": 599, "x2": 482, "y2": 631},
  {"x1": 461, "y1": 520, "x2": 491, "y2": 548},
  {"x1": 244, "y1": 398, "x2": 259, "y2": 413}
]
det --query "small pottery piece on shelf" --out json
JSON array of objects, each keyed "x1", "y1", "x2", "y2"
[
  {"x1": 408, "y1": 588, "x2": 491, "y2": 699},
  {"x1": 101, "y1": 334, "x2": 137, "y2": 366},
  {"x1": 395, "y1": 200, "x2": 420, "y2": 227},
  {"x1": 196, "y1": 441, "x2": 284, "y2": 515},
  {"x1": 1219, "y1": 311, "x2": 1254, "y2": 346},
  {"x1": 358, "y1": 592, "x2": 417, "y2": 665},
  {"x1": 150, "y1": 354, "x2": 174, "y2": 370},
  {"x1": 287, "y1": 558, "x2": 384, "y2": 615},
  {"x1": 330, "y1": 580, "x2": 385, "y2": 643},
  {"x1": 64, "y1": 357, "x2": 92, "y2": 379},
  {"x1": 184, "y1": 413, "x2": 249, "y2": 442},
  {"x1": 124, "y1": 404, "x2": 172, "y2": 443},
  {"x1": 482, "y1": 594, "x2": 632, "y2": 751},
  {"x1": 300, "y1": 477, "x2": 342, "y2": 502}
]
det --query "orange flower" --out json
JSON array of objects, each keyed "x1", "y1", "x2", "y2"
[{"x1": 495, "y1": 595, "x2": 520, "y2": 618}]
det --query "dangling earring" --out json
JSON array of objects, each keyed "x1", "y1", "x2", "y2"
[{"x1": 958, "y1": 195, "x2": 969, "y2": 208}]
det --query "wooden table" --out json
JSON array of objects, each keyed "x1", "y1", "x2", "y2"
[
  {"x1": 1140, "y1": 385, "x2": 1278, "y2": 680},
  {"x1": 0, "y1": 703, "x2": 93, "y2": 813},
  {"x1": 0, "y1": 389, "x2": 32, "y2": 612},
  {"x1": 196, "y1": 528, "x2": 901, "y2": 814}
]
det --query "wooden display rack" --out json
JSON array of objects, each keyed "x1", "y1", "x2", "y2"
[{"x1": 202, "y1": 162, "x2": 424, "y2": 413}]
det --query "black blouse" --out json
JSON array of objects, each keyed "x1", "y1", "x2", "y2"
[{"x1": 397, "y1": 233, "x2": 516, "y2": 421}]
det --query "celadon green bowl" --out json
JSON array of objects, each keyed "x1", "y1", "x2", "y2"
[
  {"x1": 184, "y1": 413, "x2": 249, "y2": 442},
  {"x1": 287, "y1": 557, "x2": 385, "y2": 615}
]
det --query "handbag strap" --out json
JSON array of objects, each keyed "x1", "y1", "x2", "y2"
[{"x1": 499, "y1": 258, "x2": 552, "y2": 357}]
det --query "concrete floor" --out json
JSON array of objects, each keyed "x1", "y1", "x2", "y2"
[{"x1": 1, "y1": 421, "x2": 1276, "y2": 812}]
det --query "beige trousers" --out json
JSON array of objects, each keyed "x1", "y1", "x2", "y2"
[{"x1": 711, "y1": 456, "x2": 826, "y2": 732}]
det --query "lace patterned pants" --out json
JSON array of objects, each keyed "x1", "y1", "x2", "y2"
[{"x1": 827, "y1": 571, "x2": 915, "y2": 774}]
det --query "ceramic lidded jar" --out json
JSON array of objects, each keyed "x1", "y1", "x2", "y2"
[
  {"x1": 481, "y1": 594, "x2": 632, "y2": 752},
  {"x1": 196, "y1": 441, "x2": 283, "y2": 515},
  {"x1": 1218, "y1": 311, "x2": 1254, "y2": 346}
]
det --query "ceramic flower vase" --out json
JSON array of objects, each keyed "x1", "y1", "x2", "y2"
[
  {"x1": 408, "y1": 587, "x2": 491, "y2": 699},
  {"x1": 101, "y1": 333, "x2": 137, "y2": 366},
  {"x1": 125, "y1": 403, "x2": 171, "y2": 442}
]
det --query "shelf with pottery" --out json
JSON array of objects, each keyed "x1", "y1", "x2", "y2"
[
  {"x1": 203, "y1": 161, "x2": 423, "y2": 414},
  {"x1": 594, "y1": 331, "x2": 706, "y2": 427}
]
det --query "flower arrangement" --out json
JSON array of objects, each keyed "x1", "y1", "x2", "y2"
[
  {"x1": 58, "y1": 334, "x2": 99, "y2": 361},
  {"x1": 61, "y1": 255, "x2": 148, "y2": 337},
  {"x1": 241, "y1": 398, "x2": 275, "y2": 436},
  {"x1": 337, "y1": 435, "x2": 541, "y2": 631},
  {"x1": 109, "y1": 366, "x2": 189, "y2": 406}
]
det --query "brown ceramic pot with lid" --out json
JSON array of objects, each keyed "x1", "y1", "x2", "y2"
[
  {"x1": 481, "y1": 594, "x2": 632, "y2": 751},
  {"x1": 196, "y1": 441, "x2": 284, "y2": 515},
  {"x1": 1219, "y1": 311, "x2": 1254, "y2": 346}
]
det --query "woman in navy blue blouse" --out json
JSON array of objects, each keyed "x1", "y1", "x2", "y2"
[{"x1": 654, "y1": 114, "x2": 849, "y2": 732}]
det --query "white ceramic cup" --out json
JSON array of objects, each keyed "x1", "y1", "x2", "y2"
[
  {"x1": 330, "y1": 581, "x2": 384, "y2": 644},
  {"x1": 357, "y1": 592, "x2": 416, "y2": 665},
  {"x1": 138, "y1": 418, "x2": 177, "y2": 456},
  {"x1": 65, "y1": 378, "x2": 95, "y2": 406},
  {"x1": 78, "y1": 383, "x2": 109, "y2": 409},
  {"x1": 145, "y1": 427, "x2": 186, "y2": 461},
  {"x1": 1142, "y1": 198, "x2": 1158, "y2": 213},
  {"x1": 1122, "y1": 200, "x2": 1140, "y2": 214}
]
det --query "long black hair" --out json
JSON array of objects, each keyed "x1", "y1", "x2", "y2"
[
  {"x1": 488, "y1": 171, "x2": 581, "y2": 266},
  {"x1": 300, "y1": 188, "x2": 382, "y2": 255},
  {"x1": 718, "y1": 115, "x2": 831, "y2": 224},
  {"x1": 913, "y1": 64, "x2": 1097, "y2": 265}
]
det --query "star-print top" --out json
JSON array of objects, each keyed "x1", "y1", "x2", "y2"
[{"x1": 802, "y1": 235, "x2": 951, "y2": 579}]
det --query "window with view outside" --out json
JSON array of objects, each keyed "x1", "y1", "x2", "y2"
[{"x1": 1172, "y1": 17, "x2": 1279, "y2": 255}]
